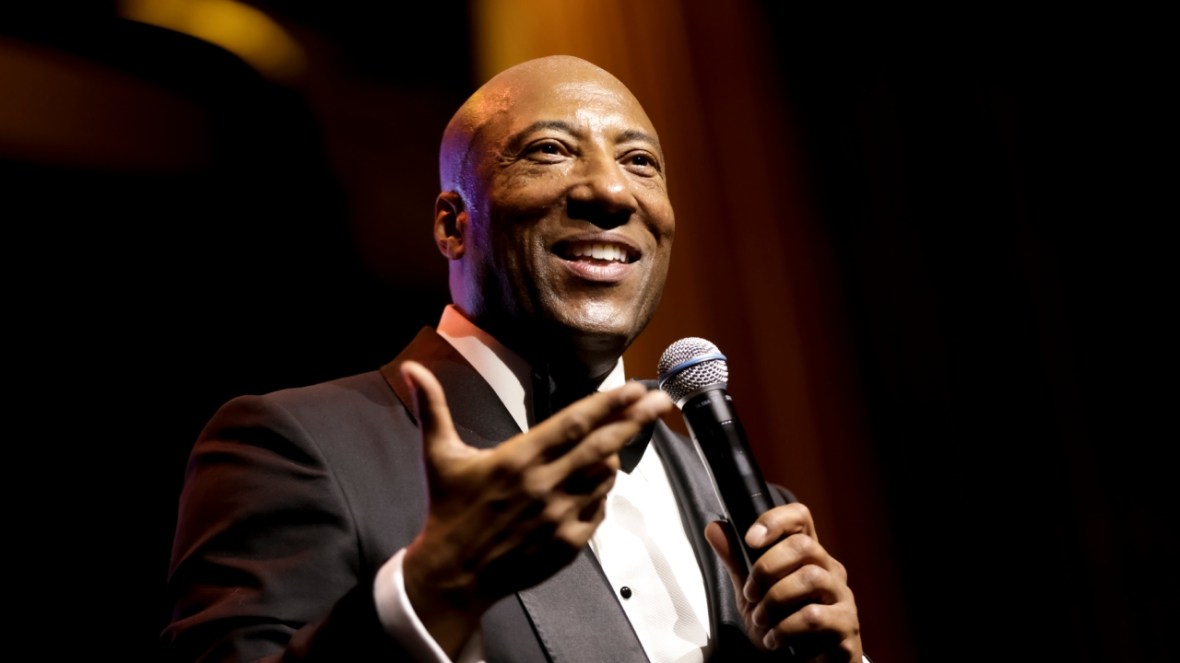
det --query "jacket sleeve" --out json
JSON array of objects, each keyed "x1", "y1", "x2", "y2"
[{"x1": 161, "y1": 394, "x2": 408, "y2": 662}]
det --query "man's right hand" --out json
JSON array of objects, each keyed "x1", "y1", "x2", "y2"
[{"x1": 398, "y1": 360, "x2": 673, "y2": 656}]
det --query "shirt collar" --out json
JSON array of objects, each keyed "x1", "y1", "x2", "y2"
[{"x1": 435, "y1": 305, "x2": 626, "y2": 431}]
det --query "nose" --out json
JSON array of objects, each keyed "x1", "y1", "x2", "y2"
[{"x1": 567, "y1": 150, "x2": 637, "y2": 228}]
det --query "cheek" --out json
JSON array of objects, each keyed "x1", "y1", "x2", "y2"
[
  {"x1": 637, "y1": 181, "x2": 675, "y2": 230},
  {"x1": 513, "y1": 233, "x2": 550, "y2": 278},
  {"x1": 494, "y1": 229, "x2": 551, "y2": 308}
]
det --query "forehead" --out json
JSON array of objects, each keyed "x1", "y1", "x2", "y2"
[{"x1": 481, "y1": 76, "x2": 659, "y2": 147}]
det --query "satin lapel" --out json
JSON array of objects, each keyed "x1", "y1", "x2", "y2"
[
  {"x1": 648, "y1": 420, "x2": 744, "y2": 646},
  {"x1": 379, "y1": 327, "x2": 522, "y2": 448},
  {"x1": 653, "y1": 421, "x2": 800, "y2": 659},
  {"x1": 517, "y1": 548, "x2": 649, "y2": 663}
]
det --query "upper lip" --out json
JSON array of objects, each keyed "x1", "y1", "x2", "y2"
[{"x1": 552, "y1": 232, "x2": 641, "y2": 263}]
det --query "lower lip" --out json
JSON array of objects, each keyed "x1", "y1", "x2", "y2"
[{"x1": 561, "y1": 257, "x2": 633, "y2": 282}]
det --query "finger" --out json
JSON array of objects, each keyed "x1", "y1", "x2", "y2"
[
  {"x1": 501, "y1": 455, "x2": 620, "y2": 532},
  {"x1": 578, "y1": 493, "x2": 608, "y2": 524},
  {"x1": 761, "y1": 598, "x2": 860, "y2": 659},
  {"x1": 754, "y1": 558, "x2": 844, "y2": 622},
  {"x1": 400, "y1": 360, "x2": 462, "y2": 459},
  {"x1": 543, "y1": 417, "x2": 638, "y2": 479},
  {"x1": 745, "y1": 533, "x2": 841, "y2": 606},
  {"x1": 705, "y1": 520, "x2": 749, "y2": 596},
  {"x1": 524, "y1": 382, "x2": 656, "y2": 458},
  {"x1": 494, "y1": 488, "x2": 613, "y2": 562},
  {"x1": 745, "y1": 502, "x2": 817, "y2": 550},
  {"x1": 559, "y1": 456, "x2": 618, "y2": 495},
  {"x1": 546, "y1": 470, "x2": 618, "y2": 526},
  {"x1": 542, "y1": 388, "x2": 673, "y2": 476}
]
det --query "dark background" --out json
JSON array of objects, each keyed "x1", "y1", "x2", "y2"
[{"x1": 3, "y1": 3, "x2": 1172, "y2": 661}]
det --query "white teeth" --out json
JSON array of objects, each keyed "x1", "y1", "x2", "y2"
[{"x1": 570, "y1": 243, "x2": 627, "y2": 263}]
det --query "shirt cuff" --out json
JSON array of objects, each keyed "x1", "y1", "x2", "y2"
[{"x1": 374, "y1": 547, "x2": 484, "y2": 663}]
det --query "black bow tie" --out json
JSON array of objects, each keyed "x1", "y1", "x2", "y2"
[
  {"x1": 619, "y1": 418, "x2": 656, "y2": 473},
  {"x1": 530, "y1": 370, "x2": 654, "y2": 473}
]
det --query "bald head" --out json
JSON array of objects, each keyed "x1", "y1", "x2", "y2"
[
  {"x1": 439, "y1": 55, "x2": 658, "y2": 197},
  {"x1": 431, "y1": 54, "x2": 673, "y2": 378}
]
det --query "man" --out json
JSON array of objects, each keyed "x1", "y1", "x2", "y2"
[{"x1": 163, "y1": 55, "x2": 865, "y2": 662}]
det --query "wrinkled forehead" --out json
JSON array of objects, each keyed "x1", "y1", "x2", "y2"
[
  {"x1": 481, "y1": 77, "x2": 658, "y2": 147},
  {"x1": 439, "y1": 60, "x2": 660, "y2": 187}
]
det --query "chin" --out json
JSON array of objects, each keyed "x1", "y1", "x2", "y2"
[
  {"x1": 557, "y1": 297, "x2": 635, "y2": 331},
  {"x1": 547, "y1": 311, "x2": 643, "y2": 358}
]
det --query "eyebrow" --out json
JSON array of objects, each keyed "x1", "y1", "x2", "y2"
[{"x1": 508, "y1": 120, "x2": 663, "y2": 156}]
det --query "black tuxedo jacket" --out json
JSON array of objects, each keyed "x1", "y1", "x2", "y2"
[{"x1": 163, "y1": 327, "x2": 789, "y2": 661}]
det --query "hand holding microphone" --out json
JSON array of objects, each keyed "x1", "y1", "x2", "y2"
[
  {"x1": 658, "y1": 337, "x2": 774, "y2": 570},
  {"x1": 660, "y1": 338, "x2": 867, "y2": 660}
]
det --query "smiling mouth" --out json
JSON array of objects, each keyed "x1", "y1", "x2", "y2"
[{"x1": 556, "y1": 241, "x2": 639, "y2": 264}]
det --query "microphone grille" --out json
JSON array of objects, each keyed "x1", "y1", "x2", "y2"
[{"x1": 657, "y1": 337, "x2": 729, "y2": 404}]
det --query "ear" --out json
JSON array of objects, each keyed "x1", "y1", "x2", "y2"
[{"x1": 434, "y1": 191, "x2": 467, "y2": 260}]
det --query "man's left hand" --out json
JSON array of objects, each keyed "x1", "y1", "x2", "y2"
[{"x1": 704, "y1": 503, "x2": 863, "y2": 662}]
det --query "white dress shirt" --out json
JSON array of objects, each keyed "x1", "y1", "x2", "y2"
[{"x1": 374, "y1": 305, "x2": 711, "y2": 662}]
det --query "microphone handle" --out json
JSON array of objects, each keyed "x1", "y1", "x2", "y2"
[{"x1": 680, "y1": 387, "x2": 775, "y2": 570}]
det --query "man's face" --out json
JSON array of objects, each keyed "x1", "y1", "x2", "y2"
[{"x1": 456, "y1": 72, "x2": 675, "y2": 362}]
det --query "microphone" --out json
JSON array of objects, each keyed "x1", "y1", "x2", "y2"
[{"x1": 658, "y1": 337, "x2": 774, "y2": 570}]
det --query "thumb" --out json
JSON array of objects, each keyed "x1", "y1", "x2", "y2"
[
  {"x1": 400, "y1": 360, "x2": 463, "y2": 460},
  {"x1": 704, "y1": 520, "x2": 749, "y2": 594}
]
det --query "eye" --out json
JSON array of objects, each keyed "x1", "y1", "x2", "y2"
[
  {"x1": 524, "y1": 139, "x2": 569, "y2": 161},
  {"x1": 621, "y1": 150, "x2": 661, "y2": 175}
]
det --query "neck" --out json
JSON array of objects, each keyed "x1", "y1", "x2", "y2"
[{"x1": 463, "y1": 309, "x2": 625, "y2": 386}]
